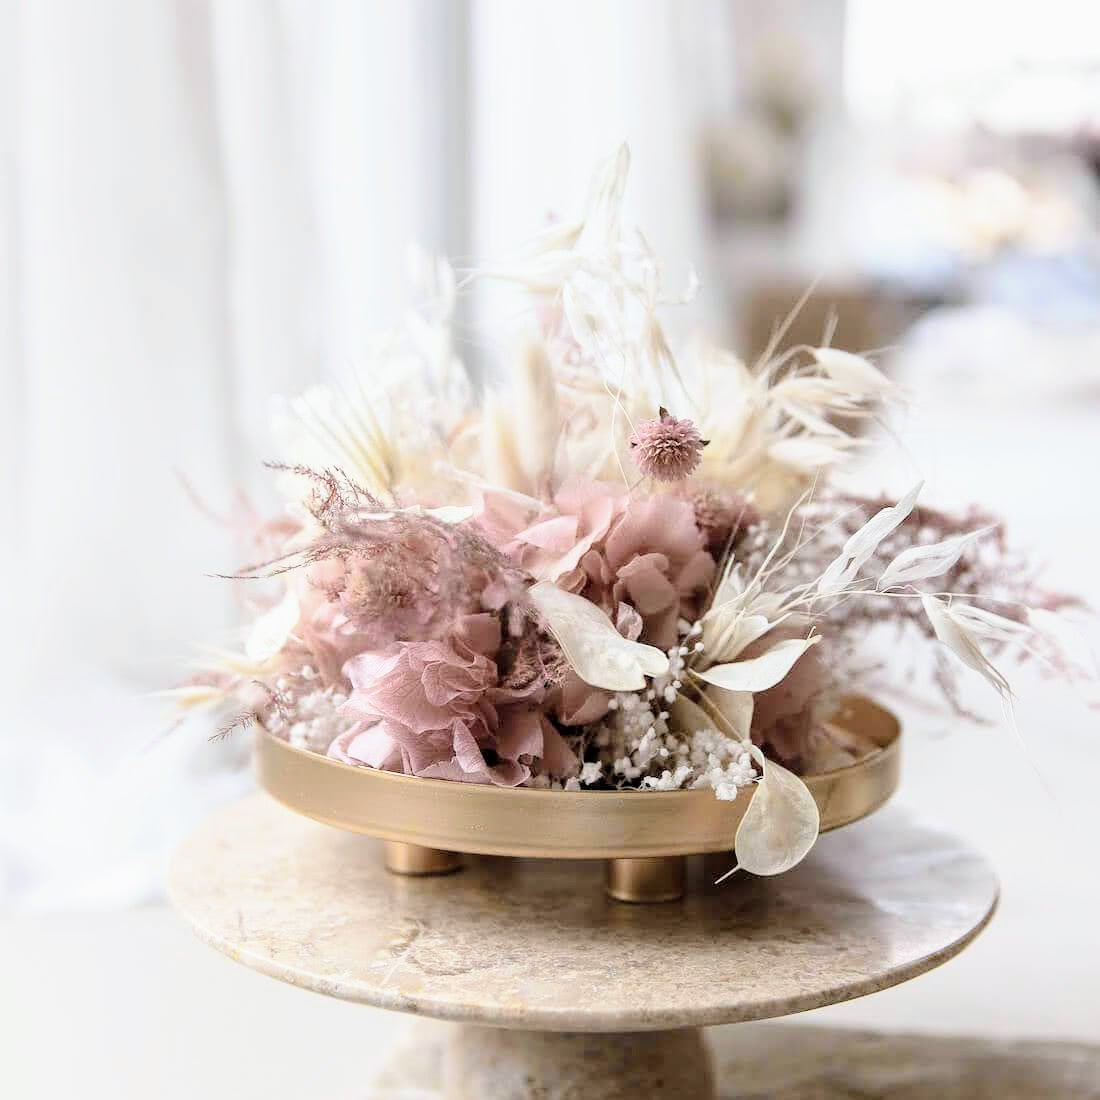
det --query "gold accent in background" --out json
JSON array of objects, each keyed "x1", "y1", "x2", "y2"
[{"x1": 256, "y1": 695, "x2": 900, "y2": 859}]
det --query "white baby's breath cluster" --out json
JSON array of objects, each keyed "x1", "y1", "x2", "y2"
[
  {"x1": 265, "y1": 677, "x2": 355, "y2": 754},
  {"x1": 569, "y1": 622, "x2": 758, "y2": 800}
]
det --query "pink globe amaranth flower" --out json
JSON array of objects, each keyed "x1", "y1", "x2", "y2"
[{"x1": 629, "y1": 408, "x2": 707, "y2": 482}]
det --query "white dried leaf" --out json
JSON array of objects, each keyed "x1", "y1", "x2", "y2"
[
  {"x1": 481, "y1": 250, "x2": 584, "y2": 293},
  {"x1": 767, "y1": 435, "x2": 862, "y2": 472},
  {"x1": 701, "y1": 611, "x2": 777, "y2": 665},
  {"x1": 528, "y1": 581, "x2": 669, "y2": 690},
  {"x1": 276, "y1": 381, "x2": 400, "y2": 501},
  {"x1": 779, "y1": 400, "x2": 851, "y2": 438},
  {"x1": 1028, "y1": 608, "x2": 1097, "y2": 676},
  {"x1": 406, "y1": 245, "x2": 456, "y2": 323},
  {"x1": 668, "y1": 693, "x2": 717, "y2": 736},
  {"x1": 561, "y1": 280, "x2": 602, "y2": 358},
  {"x1": 196, "y1": 646, "x2": 280, "y2": 679},
  {"x1": 818, "y1": 482, "x2": 922, "y2": 596},
  {"x1": 155, "y1": 684, "x2": 228, "y2": 709},
  {"x1": 711, "y1": 689, "x2": 754, "y2": 742},
  {"x1": 708, "y1": 563, "x2": 786, "y2": 621},
  {"x1": 480, "y1": 393, "x2": 527, "y2": 494},
  {"x1": 813, "y1": 347, "x2": 893, "y2": 396},
  {"x1": 878, "y1": 526, "x2": 993, "y2": 589},
  {"x1": 245, "y1": 591, "x2": 300, "y2": 663},
  {"x1": 697, "y1": 636, "x2": 820, "y2": 693},
  {"x1": 512, "y1": 342, "x2": 561, "y2": 489},
  {"x1": 733, "y1": 744, "x2": 820, "y2": 876},
  {"x1": 772, "y1": 376, "x2": 863, "y2": 415},
  {"x1": 948, "y1": 602, "x2": 1031, "y2": 643},
  {"x1": 360, "y1": 505, "x2": 475, "y2": 525},
  {"x1": 575, "y1": 142, "x2": 630, "y2": 253},
  {"x1": 424, "y1": 505, "x2": 477, "y2": 524},
  {"x1": 921, "y1": 594, "x2": 1011, "y2": 696}
]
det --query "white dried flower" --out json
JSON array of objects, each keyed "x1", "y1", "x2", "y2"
[{"x1": 579, "y1": 762, "x2": 603, "y2": 786}]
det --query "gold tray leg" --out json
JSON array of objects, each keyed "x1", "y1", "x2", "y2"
[
  {"x1": 605, "y1": 855, "x2": 686, "y2": 903},
  {"x1": 384, "y1": 841, "x2": 462, "y2": 876}
]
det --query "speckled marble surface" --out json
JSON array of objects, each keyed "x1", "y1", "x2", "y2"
[
  {"x1": 169, "y1": 794, "x2": 997, "y2": 1033},
  {"x1": 373, "y1": 1022, "x2": 1100, "y2": 1098}
]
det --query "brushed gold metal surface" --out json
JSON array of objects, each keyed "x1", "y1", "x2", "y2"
[
  {"x1": 255, "y1": 695, "x2": 900, "y2": 860},
  {"x1": 606, "y1": 856, "x2": 687, "y2": 903},
  {"x1": 384, "y1": 841, "x2": 462, "y2": 876}
]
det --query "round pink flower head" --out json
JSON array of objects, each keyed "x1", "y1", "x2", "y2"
[{"x1": 629, "y1": 407, "x2": 708, "y2": 482}]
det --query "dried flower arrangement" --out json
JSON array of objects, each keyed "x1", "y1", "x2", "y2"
[{"x1": 176, "y1": 148, "x2": 1092, "y2": 876}]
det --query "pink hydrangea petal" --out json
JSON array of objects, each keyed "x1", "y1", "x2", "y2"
[
  {"x1": 640, "y1": 604, "x2": 681, "y2": 650},
  {"x1": 418, "y1": 752, "x2": 531, "y2": 787},
  {"x1": 556, "y1": 566, "x2": 588, "y2": 594},
  {"x1": 496, "y1": 708, "x2": 545, "y2": 762},
  {"x1": 473, "y1": 489, "x2": 542, "y2": 547},
  {"x1": 344, "y1": 649, "x2": 404, "y2": 691},
  {"x1": 616, "y1": 553, "x2": 676, "y2": 615},
  {"x1": 326, "y1": 726, "x2": 365, "y2": 764},
  {"x1": 554, "y1": 670, "x2": 612, "y2": 726},
  {"x1": 605, "y1": 497, "x2": 702, "y2": 570},
  {"x1": 402, "y1": 728, "x2": 460, "y2": 775},
  {"x1": 514, "y1": 514, "x2": 579, "y2": 551},
  {"x1": 485, "y1": 760, "x2": 531, "y2": 786},
  {"x1": 453, "y1": 613, "x2": 502, "y2": 658},
  {"x1": 451, "y1": 720, "x2": 489, "y2": 774},
  {"x1": 340, "y1": 725, "x2": 403, "y2": 770},
  {"x1": 615, "y1": 602, "x2": 644, "y2": 641},
  {"x1": 348, "y1": 659, "x2": 460, "y2": 733},
  {"x1": 417, "y1": 757, "x2": 477, "y2": 783},
  {"x1": 553, "y1": 476, "x2": 622, "y2": 517},
  {"x1": 537, "y1": 716, "x2": 580, "y2": 776},
  {"x1": 676, "y1": 549, "x2": 718, "y2": 596}
]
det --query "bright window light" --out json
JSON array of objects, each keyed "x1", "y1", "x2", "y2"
[{"x1": 845, "y1": 1, "x2": 1100, "y2": 133}]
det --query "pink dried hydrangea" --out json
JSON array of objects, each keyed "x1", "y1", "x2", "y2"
[
  {"x1": 629, "y1": 407, "x2": 707, "y2": 482},
  {"x1": 488, "y1": 479, "x2": 717, "y2": 650},
  {"x1": 331, "y1": 612, "x2": 577, "y2": 786},
  {"x1": 687, "y1": 484, "x2": 759, "y2": 556}
]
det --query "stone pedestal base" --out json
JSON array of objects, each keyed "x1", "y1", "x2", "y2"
[
  {"x1": 444, "y1": 1025, "x2": 714, "y2": 1099},
  {"x1": 170, "y1": 800, "x2": 1005, "y2": 1098},
  {"x1": 373, "y1": 1023, "x2": 1100, "y2": 1099}
]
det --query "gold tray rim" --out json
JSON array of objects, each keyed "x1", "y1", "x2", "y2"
[{"x1": 256, "y1": 694, "x2": 900, "y2": 858}]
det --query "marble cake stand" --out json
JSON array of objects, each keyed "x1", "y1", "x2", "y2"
[{"x1": 170, "y1": 795, "x2": 998, "y2": 1099}]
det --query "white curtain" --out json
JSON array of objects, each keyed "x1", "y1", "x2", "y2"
[{"x1": 0, "y1": 0, "x2": 733, "y2": 910}]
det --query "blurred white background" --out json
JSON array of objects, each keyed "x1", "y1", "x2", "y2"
[{"x1": 2, "y1": 1, "x2": 1098, "y2": 1097}]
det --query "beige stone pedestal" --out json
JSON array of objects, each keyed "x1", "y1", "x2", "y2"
[{"x1": 170, "y1": 796, "x2": 1000, "y2": 1099}]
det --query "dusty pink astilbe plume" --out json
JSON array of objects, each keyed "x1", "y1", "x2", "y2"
[
  {"x1": 225, "y1": 465, "x2": 531, "y2": 668},
  {"x1": 629, "y1": 407, "x2": 707, "y2": 482}
]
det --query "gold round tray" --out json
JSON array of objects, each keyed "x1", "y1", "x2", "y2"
[{"x1": 256, "y1": 695, "x2": 899, "y2": 900}]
